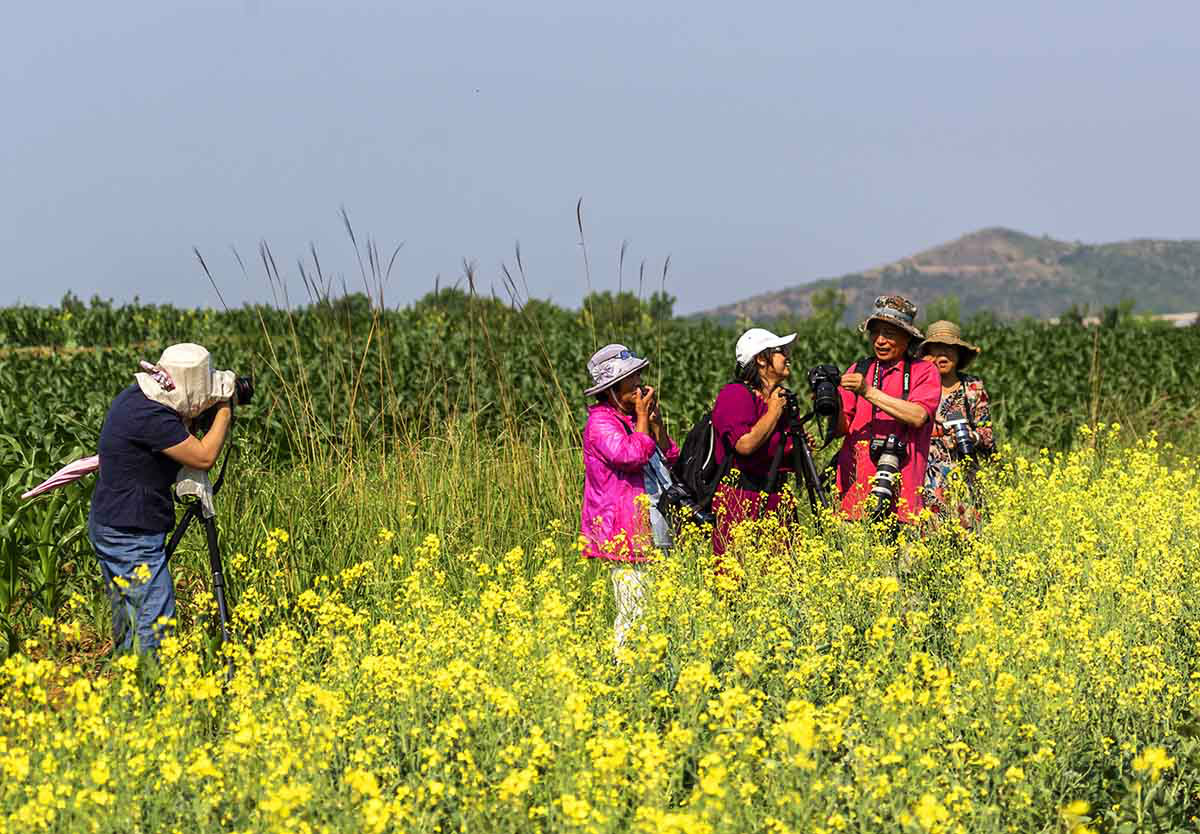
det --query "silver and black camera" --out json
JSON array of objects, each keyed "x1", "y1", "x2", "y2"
[{"x1": 943, "y1": 410, "x2": 974, "y2": 461}]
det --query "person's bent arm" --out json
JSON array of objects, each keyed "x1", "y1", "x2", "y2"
[
  {"x1": 733, "y1": 390, "x2": 786, "y2": 455},
  {"x1": 163, "y1": 403, "x2": 232, "y2": 471},
  {"x1": 861, "y1": 386, "x2": 929, "y2": 428},
  {"x1": 587, "y1": 410, "x2": 657, "y2": 473}
]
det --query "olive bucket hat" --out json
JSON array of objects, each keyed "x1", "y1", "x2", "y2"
[
  {"x1": 918, "y1": 320, "x2": 981, "y2": 369},
  {"x1": 859, "y1": 295, "x2": 924, "y2": 341}
]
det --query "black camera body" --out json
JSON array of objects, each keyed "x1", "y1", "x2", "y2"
[
  {"x1": 868, "y1": 433, "x2": 908, "y2": 522},
  {"x1": 233, "y1": 376, "x2": 255, "y2": 406},
  {"x1": 657, "y1": 483, "x2": 715, "y2": 527},
  {"x1": 807, "y1": 364, "x2": 841, "y2": 419},
  {"x1": 780, "y1": 388, "x2": 801, "y2": 422},
  {"x1": 868, "y1": 433, "x2": 907, "y2": 466},
  {"x1": 193, "y1": 376, "x2": 254, "y2": 433}
]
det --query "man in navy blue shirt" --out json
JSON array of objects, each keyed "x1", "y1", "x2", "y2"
[{"x1": 89, "y1": 363, "x2": 233, "y2": 656}]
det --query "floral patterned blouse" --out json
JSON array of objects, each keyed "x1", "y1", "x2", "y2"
[{"x1": 924, "y1": 373, "x2": 995, "y2": 523}]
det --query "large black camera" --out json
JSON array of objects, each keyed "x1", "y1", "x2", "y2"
[
  {"x1": 868, "y1": 433, "x2": 907, "y2": 522},
  {"x1": 807, "y1": 364, "x2": 841, "y2": 419}
]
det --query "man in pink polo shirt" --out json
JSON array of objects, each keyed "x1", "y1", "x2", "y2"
[{"x1": 834, "y1": 295, "x2": 940, "y2": 525}]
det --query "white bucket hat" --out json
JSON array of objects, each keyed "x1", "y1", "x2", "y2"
[
  {"x1": 584, "y1": 344, "x2": 650, "y2": 396},
  {"x1": 135, "y1": 343, "x2": 236, "y2": 419},
  {"x1": 735, "y1": 328, "x2": 796, "y2": 369}
]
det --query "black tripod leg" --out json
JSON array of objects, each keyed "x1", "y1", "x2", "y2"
[
  {"x1": 164, "y1": 504, "x2": 200, "y2": 562},
  {"x1": 201, "y1": 515, "x2": 235, "y2": 683},
  {"x1": 793, "y1": 416, "x2": 832, "y2": 518}
]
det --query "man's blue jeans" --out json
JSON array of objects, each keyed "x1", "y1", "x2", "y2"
[{"x1": 87, "y1": 514, "x2": 177, "y2": 654}]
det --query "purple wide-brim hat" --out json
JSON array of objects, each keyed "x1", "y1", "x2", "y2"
[{"x1": 584, "y1": 343, "x2": 650, "y2": 396}]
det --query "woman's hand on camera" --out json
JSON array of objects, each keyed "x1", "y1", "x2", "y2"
[
  {"x1": 648, "y1": 397, "x2": 665, "y2": 427},
  {"x1": 840, "y1": 371, "x2": 867, "y2": 396},
  {"x1": 765, "y1": 386, "x2": 788, "y2": 417}
]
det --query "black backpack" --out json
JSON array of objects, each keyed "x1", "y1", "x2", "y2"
[{"x1": 670, "y1": 411, "x2": 733, "y2": 512}]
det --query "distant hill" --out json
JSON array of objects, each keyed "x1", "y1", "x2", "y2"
[{"x1": 701, "y1": 228, "x2": 1200, "y2": 324}]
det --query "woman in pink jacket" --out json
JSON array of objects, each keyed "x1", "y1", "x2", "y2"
[{"x1": 580, "y1": 344, "x2": 679, "y2": 652}]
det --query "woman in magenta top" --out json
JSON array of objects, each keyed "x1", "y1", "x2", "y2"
[
  {"x1": 835, "y1": 296, "x2": 940, "y2": 525},
  {"x1": 580, "y1": 344, "x2": 679, "y2": 651},
  {"x1": 710, "y1": 327, "x2": 798, "y2": 562}
]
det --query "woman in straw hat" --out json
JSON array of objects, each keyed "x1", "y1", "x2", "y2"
[
  {"x1": 917, "y1": 320, "x2": 995, "y2": 525},
  {"x1": 579, "y1": 344, "x2": 679, "y2": 653}
]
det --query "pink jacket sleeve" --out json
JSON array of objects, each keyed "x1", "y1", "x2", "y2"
[{"x1": 585, "y1": 410, "x2": 659, "y2": 473}]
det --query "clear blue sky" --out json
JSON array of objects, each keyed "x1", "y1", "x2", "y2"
[{"x1": 3, "y1": 1, "x2": 1198, "y2": 313}]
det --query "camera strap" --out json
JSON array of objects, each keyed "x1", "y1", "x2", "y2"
[
  {"x1": 615, "y1": 411, "x2": 671, "y2": 488},
  {"x1": 854, "y1": 356, "x2": 910, "y2": 426},
  {"x1": 851, "y1": 356, "x2": 911, "y2": 454}
]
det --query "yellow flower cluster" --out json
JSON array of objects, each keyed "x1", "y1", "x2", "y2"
[{"x1": 2, "y1": 434, "x2": 1199, "y2": 832}]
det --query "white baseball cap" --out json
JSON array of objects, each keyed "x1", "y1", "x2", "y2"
[{"x1": 735, "y1": 328, "x2": 796, "y2": 368}]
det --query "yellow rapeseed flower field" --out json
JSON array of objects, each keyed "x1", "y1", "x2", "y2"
[{"x1": 3, "y1": 430, "x2": 1200, "y2": 832}]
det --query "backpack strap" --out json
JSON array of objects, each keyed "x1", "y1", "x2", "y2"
[
  {"x1": 614, "y1": 411, "x2": 674, "y2": 494},
  {"x1": 703, "y1": 430, "x2": 736, "y2": 505}
]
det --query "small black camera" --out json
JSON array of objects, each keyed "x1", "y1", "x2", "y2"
[
  {"x1": 780, "y1": 388, "x2": 801, "y2": 422},
  {"x1": 657, "y1": 483, "x2": 716, "y2": 527}
]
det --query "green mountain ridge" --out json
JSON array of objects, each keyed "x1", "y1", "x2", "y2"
[{"x1": 701, "y1": 227, "x2": 1200, "y2": 323}]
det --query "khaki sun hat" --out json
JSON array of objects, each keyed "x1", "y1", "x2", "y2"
[
  {"x1": 918, "y1": 320, "x2": 981, "y2": 369},
  {"x1": 135, "y1": 343, "x2": 236, "y2": 418}
]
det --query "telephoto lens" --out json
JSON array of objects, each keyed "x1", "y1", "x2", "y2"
[
  {"x1": 943, "y1": 412, "x2": 974, "y2": 460},
  {"x1": 868, "y1": 434, "x2": 906, "y2": 522}
]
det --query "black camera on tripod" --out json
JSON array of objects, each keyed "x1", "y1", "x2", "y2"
[
  {"x1": 807, "y1": 364, "x2": 841, "y2": 419},
  {"x1": 779, "y1": 388, "x2": 801, "y2": 422},
  {"x1": 868, "y1": 433, "x2": 908, "y2": 522}
]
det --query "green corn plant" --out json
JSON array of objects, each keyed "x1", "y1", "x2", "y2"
[{"x1": 16, "y1": 484, "x2": 90, "y2": 620}]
